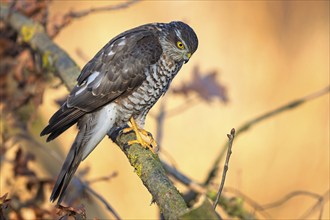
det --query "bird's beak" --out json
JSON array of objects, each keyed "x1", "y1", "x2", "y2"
[{"x1": 183, "y1": 52, "x2": 191, "y2": 64}]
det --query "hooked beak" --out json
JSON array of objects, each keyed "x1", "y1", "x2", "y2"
[{"x1": 183, "y1": 52, "x2": 191, "y2": 64}]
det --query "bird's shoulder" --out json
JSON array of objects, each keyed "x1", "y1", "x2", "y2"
[
  {"x1": 77, "y1": 25, "x2": 162, "y2": 84},
  {"x1": 66, "y1": 25, "x2": 163, "y2": 112}
]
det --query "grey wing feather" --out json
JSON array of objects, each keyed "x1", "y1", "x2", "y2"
[
  {"x1": 41, "y1": 27, "x2": 162, "y2": 140},
  {"x1": 40, "y1": 105, "x2": 84, "y2": 141}
]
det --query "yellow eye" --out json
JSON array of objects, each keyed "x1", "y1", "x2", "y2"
[{"x1": 176, "y1": 41, "x2": 184, "y2": 49}]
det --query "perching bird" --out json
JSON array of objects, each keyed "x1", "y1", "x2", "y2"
[{"x1": 41, "y1": 21, "x2": 198, "y2": 204}]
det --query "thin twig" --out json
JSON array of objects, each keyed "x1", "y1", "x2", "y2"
[
  {"x1": 166, "y1": 95, "x2": 200, "y2": 117},
  {"x1": 66, "y1": 0, "x2": 139, "y2": 18},
  {"x1": 40, "y1": 0, "x2": 50, "y2": 29},
  {"x1": 318, "y1": 204, "x2": 324, "y2": 220},
  {"x1": 213, "y1": 128, "x2": 235, "y2": 209},
  {"x1": 162, "y1": 162, "x2": 259, "y2": 219},
  {"x1": 259, "y1": 190, "x2": 323, "y2": 210},
  {"x1": 50, "y1": 0, "x2": 139, "y2": 38},
  {"x1": 300, "y1": 190, "x2": 330, "y2": 219},
  {"x1": 155, "y1": 100, "x2": 166, "y2": 146},
  {"x1": 83, "y1": 183, "x2": 122, "y2": 220},
  {"x1": 149, "y1": 95, "x2": 199, "y2": 119},
  {"x1": 204, "y1": 85, "x2": 330, "y2": 187},
  {"x1": 159, "y1": 148, "x2": 179, "y2": 169},
  {"x1": 85, "y1": 172, "x2": 118, "y2": 185}
]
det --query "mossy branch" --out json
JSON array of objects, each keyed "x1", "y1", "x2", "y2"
[
  {"x1": 1, "y1": 5, "x2": 216, "y2": 219},
  {"x1": 114, "y1": 132, "x2": 189, "y2": 219}
]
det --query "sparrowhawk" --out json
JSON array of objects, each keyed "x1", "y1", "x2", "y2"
[{"x1": 41, "y1": 21, "x2": 198, "y2": 203}]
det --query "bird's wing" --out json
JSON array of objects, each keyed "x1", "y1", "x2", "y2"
[
  {"x1": 41, "y1": 28, "x2": 162, "y2": 141},
  {"x1": 67, "y1": 29, "x2": 163, "y2": 111}
]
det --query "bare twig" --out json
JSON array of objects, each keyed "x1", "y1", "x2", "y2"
[
  {"x1": 260, "y1": 190, "x2": 323, "y2": 210},
  {"x1": 50, "y1": 0, "x2": 139, "y2": 38},
  {"x1": 162, "y1": 162, "x2": 258, "y2": 219},
  {"x1": 83, "y1": 183, "x2": 122, "y2": 220},
  {"x1": 40, "y1": 0, "x2": 50, "y2": 29},
  {"x1": 66, "y1": 0, "x2": 139, "y2": 18},
  {"x1": 204, "y1": 85, "x2": 330, "y2": 187},
  {"x1": 85, "y1": 172, "x2": 118, "y2": 185},
  {"x1": 318, "y1": 205, "x2": 324, "y2": 220},
  {"x1": 149, "y1": 95, "x2": 199, "y2": 120},
  {"x1": 155, "y1": 100, "x2": 166, "y2": 146},
  {"x1": 159, "y1": 148, "x2": 179, "y2": 169},
  {"x1": 299, "y1": 190, "x2": 330, "y2": 219},
  {"x1": 165, "y1": 95, "x2": 200, "y2": 117},
  {"x1": 213, "y1": 128, "x2": 235, "y2": 209}
]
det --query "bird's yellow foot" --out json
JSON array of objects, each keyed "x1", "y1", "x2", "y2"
[{"x1": 123, "y1": 117, "x2": 158, "y2": 153}]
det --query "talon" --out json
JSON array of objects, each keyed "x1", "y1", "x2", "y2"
[
  {"x1": 122, "y1": 127, "x2": 133, "y2": 134},
  {"x1": 125, "y1": 117, "x2": 158, "y2": 153}
]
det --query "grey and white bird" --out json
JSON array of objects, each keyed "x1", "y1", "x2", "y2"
[{"x1": 41, "y1": 21, "x2": 198, "y2": 204}]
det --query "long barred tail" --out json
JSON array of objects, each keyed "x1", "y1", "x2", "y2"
[
  {"x1": 49, "y1": 105, "x2": 116, "y2": 203},
  {"x1": 50, "y1": 131, "x2": 85, "y2": 203}
]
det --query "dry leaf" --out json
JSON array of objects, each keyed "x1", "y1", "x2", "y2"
[{"x1": 173, "y1": 66, "x2": 229, "y2": 103}]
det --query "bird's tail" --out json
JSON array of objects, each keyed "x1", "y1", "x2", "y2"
[
  {"x1": 50, "y1": 130, "x2": 85, "y2": 204},
  {"x1": 50, "y1": 105, "x2": 117, "y2": 204}
]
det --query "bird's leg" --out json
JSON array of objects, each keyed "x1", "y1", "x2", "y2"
[{"x1": 122, "y1": 117, "x2": 158, "y2": 153}]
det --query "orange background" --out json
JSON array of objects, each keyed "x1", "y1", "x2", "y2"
[{"x1": 35, "y1": 1, "x2": 329, "y2": 219}]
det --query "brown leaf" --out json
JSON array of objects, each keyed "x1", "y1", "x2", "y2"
[
  {"x1": 0, "y1": 193, "x2": 11, "y2": 208},
  {"x1": 56, "y1": 204, "x2": 86, "y2": 220},
  {"x1": 172, "y1": 66, "x2": 229, "y2": 103},
  {"x1": 0, "y1": 37, "x2": 16, "y2": 58},
  {"x1": 13, "y1": 148, "x2": 36, "y2": 177},
  {"x1": 0, "y1": 193, "x2": 11, "y2": 220}
]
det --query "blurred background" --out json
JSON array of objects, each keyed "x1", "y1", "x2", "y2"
[{"x1": 1, "y1": 0, "x2": 329, "y2": 219}]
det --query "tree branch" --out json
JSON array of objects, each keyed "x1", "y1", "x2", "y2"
[
  {"x1": 0, "y1": 5, "x2": 191, "y2": 219},
  {"x1": 50, "y1": 0, "x2": 139, "y2": 38},
  {"x1": 64, "y1": 0, "x2": 139, "y2": 18},
  {"x1": 1, "y1": 4, "x2": 80, "y2": 90},
  {"x1": 213, "y1": 128, "x2": 235, "y2": 209},
  {"x1": 113, "y1": 132, "x2": 188, "y2": 219}
]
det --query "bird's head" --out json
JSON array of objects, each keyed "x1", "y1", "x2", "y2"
[{"x1": 160, "y1": 21, "x2": 198, "y2": 64}]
